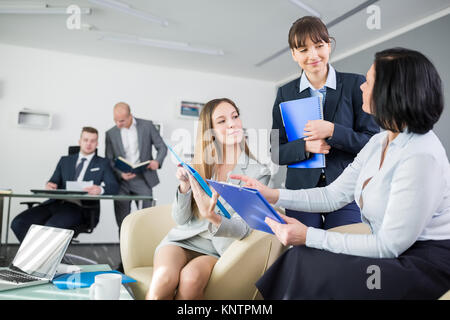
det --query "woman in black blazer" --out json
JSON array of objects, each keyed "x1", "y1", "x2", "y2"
[{"x1": 271, "y1": 16, "x2": 379, "y2": 229}]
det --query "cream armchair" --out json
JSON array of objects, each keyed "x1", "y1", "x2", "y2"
[
  {"x1": 121, "y1": 207, "x2": 450, "y2": 300},
  {"x1": 120, "y1": 204, "x2": 286, "y2": 300}
]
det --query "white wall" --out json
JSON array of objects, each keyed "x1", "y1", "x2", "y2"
[
  {"x1": 0, "y1": 43, "x2": 276, "y2": 244},
  {"x1": 332, "y1": 15, "x2": 450, "y2": 154}
]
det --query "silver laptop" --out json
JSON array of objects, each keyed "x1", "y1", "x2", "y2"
[{"x1": 0, "y1": 225, "x2": 74, "y2": 292}]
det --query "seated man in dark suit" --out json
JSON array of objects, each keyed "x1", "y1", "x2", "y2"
[{"x1": 11, "y1": 126, "x2": 119, "y2": 242}]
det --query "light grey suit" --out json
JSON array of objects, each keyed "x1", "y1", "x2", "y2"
[
  {"x1": 105, "y1": 117, "x2": 168, "y2": 231},
  {"x1": 156, "y1": 152, "x2": 271, "y2": 257}
]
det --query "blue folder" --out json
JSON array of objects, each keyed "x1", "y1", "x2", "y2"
[
  {"x1": 279, "y1": 96, "x2": 326, "y2": 168},
  {"x1": 52, "y1": 271, "x2": 136, "y2": 290},
  {"x1": 207, "y1": 180, "x2": 285, "y2": 234},
  {"x1": 167, "y1": 145, "x2": 231, "y2": 219}
]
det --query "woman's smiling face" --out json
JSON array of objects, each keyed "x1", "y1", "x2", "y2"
[
  {"x1": 211, "y1": 102, "x2": 243, "y2": 146},
  {"x1": 291, "y1": 37, "x2": 331, "y2": 75}
]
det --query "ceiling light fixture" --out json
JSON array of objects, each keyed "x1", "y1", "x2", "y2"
[
  {"x1": 0, "y1": 7, "x2": 91, "y2": 14},
  {"x1": 0, "y1": 1, "x2": 47, "y2": 8},
  {"x1": 88, "y1": 0, "x2": 169, "y2": 27},
  {"x1": 0, "y1": 2, "x2": 91, "y2": 14},
  {"x1": 289, "y1": 0, "x2": 321, "y2": 17},
  {"x1": 99, "y1": 33, "x2": 224, "y2": 56}
]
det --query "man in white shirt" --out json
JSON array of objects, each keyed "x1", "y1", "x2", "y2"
[
  {"x1": 105, "y1": 102, "x2": 167, "y2": 237},
  {"x1": 11, "y1": 127, "x2": 119, "y2": 242}
]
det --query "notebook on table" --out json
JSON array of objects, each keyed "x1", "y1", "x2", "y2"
[
  {"x1": 0, "y1": 225, "x2": 74, "y2": 292},
  {"x1": 52, "y1": 270, "x2": 136, "y2": 290}
]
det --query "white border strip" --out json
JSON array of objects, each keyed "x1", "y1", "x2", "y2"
[{"x1": 275, "y1": 7, "x2": 450, "y2": 87}]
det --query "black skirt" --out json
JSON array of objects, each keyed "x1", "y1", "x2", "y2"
[{"x1": 255, "y1": 240, "x2": 450, "y2": 300}]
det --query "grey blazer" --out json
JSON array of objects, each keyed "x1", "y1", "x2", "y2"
[
  {"x1": 164, "y1": 152, "x2": 271, "y2": 256},
  {"x1": 105, "y1": 117, "x2": 168, "y2": 188}
]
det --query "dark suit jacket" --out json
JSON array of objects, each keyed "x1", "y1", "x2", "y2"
[
  {"x1": 105, "y1": 118, "x2": 168, "y2": 189},
  {"x1": 46, "y1": 154, "x2": 119, "y2": 227},
  {"x1": 271, "y1": 71, "x2": 380, "y2": 190}
]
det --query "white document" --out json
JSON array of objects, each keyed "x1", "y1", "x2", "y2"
[{"x1": 66, "y1": 180, "x2": 93, "y2": 191}]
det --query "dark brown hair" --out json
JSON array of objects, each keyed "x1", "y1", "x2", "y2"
[
  {"x1": 288, "y1": 16, "x2": 334, "y2": 49},
  {"x1": 81, "y1": 126, "x2": 98, "y2": 136},
  {"x1": 371, "y1": 48, "x2": 443, "y2": 134}
]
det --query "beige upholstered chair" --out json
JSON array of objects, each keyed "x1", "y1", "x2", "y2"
[
  {"x1": 439, "y1": 290, "x2": 450, "y2": 300},
  {"x1": 327, "y1": 222, "x2": 372, "y2": 234},
  {"x1": 120, "y1": 204, "x2": 286, "y2": 300},
  {"x1": 120, "y1": 205, "x2": 450, "y2": 300}
]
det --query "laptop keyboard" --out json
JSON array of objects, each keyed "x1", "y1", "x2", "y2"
[{"x1": 0, "y1": 269, "x2": 40, "y2": 284}]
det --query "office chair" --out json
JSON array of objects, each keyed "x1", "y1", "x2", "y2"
[
  {"x1": 62, "y1": 145, "x2": 99, "y2": 264},
  {"x1": 68, "y1": 145, "x2": 98, "y2": 156}
]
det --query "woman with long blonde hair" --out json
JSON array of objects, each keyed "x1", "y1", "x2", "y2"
[{"x1": 146, "y1": 98, "x2": 270, "y2": 300}]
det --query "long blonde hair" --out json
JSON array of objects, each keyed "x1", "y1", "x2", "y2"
[{"x1": 190, "y1": 98, "x2": 253, "y2": 217}]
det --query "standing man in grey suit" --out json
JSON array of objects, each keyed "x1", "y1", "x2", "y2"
[{"x1": 105, "y1": 102, "x2": 168, "y2": 235}]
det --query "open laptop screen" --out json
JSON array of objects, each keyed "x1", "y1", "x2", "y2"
[{"x1": 11, "y1": 225, "x2": 74, "y2": 279}]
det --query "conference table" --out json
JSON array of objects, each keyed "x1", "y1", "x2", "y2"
[{"x1": 0, "y1": 191, "x2": 154, "y2": 261}]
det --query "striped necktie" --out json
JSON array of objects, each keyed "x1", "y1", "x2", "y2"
[{"x1": 74, "y1": 158, "x2": 87, "y2": 180}]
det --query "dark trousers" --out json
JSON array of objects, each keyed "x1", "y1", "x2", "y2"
[
  {"x1": 114, "y1": 175, "x2": 153, "y2": 236},
  {"x1": 286, "y1": 173, "x2": 362, "y2": 229},
  {"x1": 256, "y1": 240, "x2": 450, "y2": 300},
  {"x1": 11, "y1": 200, "x2": 84, "y2": 242}
]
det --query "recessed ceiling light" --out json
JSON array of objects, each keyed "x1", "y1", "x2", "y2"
[
  {"x1": 99, "y1": 33, "x2": 224, "y2": 56},
  {"x1": 0, "y1": 1, "x2": 91, "y2": 14},
  {"x1": 0, "y1": 1, "x2": 46, "y2": 8}
]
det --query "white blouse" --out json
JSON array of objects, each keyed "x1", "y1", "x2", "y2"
[{"x1": 275, "y1": 130, "x2": 450, "y2": 258}]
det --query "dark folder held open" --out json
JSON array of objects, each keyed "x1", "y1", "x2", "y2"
[{"x1": 207, "y1": 180, "x2": 285, "y2": 234}]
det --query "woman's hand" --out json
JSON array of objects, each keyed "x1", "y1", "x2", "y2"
[
  {"x1": 265, "y1": 213, "x2": 308, "y2": 246},
  {"x1": 304, "y1": 139, "x2": 331, "y2": 154},
  {"x1": 229, "y1": 174, "x2": 280, "y2": 204},
  {"x1": 303, "y1": 120, "x2": 334, "y2": 141},
  {"x1": 187, "y1": 174, "x2": 222, "y2": 226},
  {"x1": 176, "y1": 165, "x2": 191, "y2": 194}
]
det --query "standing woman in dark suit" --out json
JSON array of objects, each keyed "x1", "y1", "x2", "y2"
[
  {"x1": 271, "y1": 16, "x2": 379, "y2": 229},
  {"x1": 233, "y1": 47, "x2": 450, "y2": 299}
]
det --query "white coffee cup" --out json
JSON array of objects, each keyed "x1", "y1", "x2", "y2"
[{"x1": 89, "y1": 273, "x2": 122, "y2": 300}]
